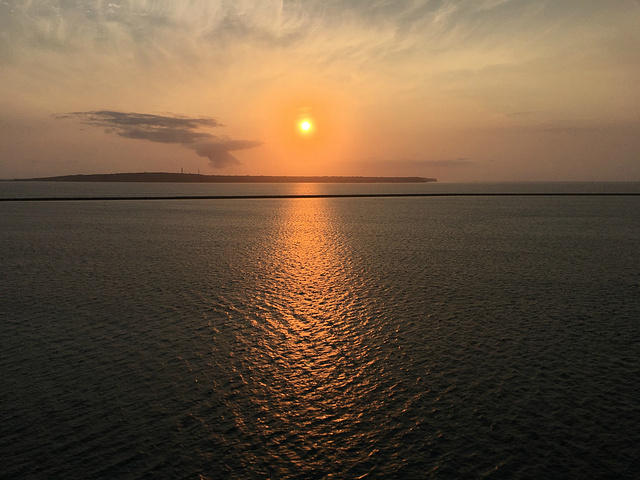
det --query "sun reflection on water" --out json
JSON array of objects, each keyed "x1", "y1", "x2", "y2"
[
  {"x1": 228, "y1": 186, "x2": 381, "y2": 471},
  {"x1": 193, "y1": 187, "x2": 427, "y2": 477}
]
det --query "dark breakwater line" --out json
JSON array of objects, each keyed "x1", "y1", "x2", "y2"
[{"x1": 2, "y1": 192, "x2": 639, "y2": 202}]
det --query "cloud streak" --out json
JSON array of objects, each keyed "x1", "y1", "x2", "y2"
[{"x1": 56, "y1": 111, "x2": 262, "y2": 168}]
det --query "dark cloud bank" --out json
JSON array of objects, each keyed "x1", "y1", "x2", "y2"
[{"x1": 55, "y1": 110, "x2": 262, "y2": 168}]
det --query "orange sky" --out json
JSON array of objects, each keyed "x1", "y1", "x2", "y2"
[{"x1": 1, "y1": 1, "x2": 639, "y2": 181}]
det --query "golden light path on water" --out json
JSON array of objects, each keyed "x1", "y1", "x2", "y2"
[{"x1": 212, "y1": 185, "x2": 405, "y2": 475}]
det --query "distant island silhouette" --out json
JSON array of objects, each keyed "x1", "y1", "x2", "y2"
[{"x1": 22, "y1": 172, "x2": 437, "y2": 183}]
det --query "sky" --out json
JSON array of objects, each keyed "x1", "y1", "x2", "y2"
[{"x1": 1, "y1": 0, "x2": 639, "y2": 181}]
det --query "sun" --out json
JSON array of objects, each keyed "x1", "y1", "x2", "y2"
[{"x1": 299, "y1": 119, "x2": 313, "y2": 135}]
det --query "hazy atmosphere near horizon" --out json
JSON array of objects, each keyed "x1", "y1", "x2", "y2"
[{"x1": 1, "y1": 0, "x2": 639, "y2": 181}]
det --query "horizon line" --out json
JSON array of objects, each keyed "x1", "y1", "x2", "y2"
[{"x1": 2, "y1": 192, "x2": 639, "y2": 202}]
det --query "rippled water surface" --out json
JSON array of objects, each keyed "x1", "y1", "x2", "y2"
[{"x1": 1, "y1": 188, "x2": 639, "y2": 478}]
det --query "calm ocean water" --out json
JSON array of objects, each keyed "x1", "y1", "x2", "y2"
[{"x1": 1, "y1": 183, "x2": 639, "y2": 479}]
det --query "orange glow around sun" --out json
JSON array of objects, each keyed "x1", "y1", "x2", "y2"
[{"x1": 255, "y1": 84, "x2": 354, "y2": 174}]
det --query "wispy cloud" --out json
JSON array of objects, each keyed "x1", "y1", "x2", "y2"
[
  {"x1": 55, "y1": 111, "x2": 262, "y2": 168},
  {"x1": 57, "y1": 110, "x2": 220, "y2": 143}
]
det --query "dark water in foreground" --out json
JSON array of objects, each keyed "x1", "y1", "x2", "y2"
[{"x1": 1, "y1": 184, "x2": 639, "y2": 478}]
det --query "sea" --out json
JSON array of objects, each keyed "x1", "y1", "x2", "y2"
[{"x1": 1, "y1": 181, "x2": 639, "y2": 479}]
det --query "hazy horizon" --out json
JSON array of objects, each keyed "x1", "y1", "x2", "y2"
[{"x1": 1, "y1": 1, "x2": 639, "y2": 182}]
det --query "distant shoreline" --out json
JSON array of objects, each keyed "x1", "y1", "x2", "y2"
[{"x1": 16, "y1": 172, "x2": 437, "y2": 183}]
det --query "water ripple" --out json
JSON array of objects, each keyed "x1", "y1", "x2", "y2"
[{"x1": 1, "y1": 196, "x2": 639, "y2": 478}]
